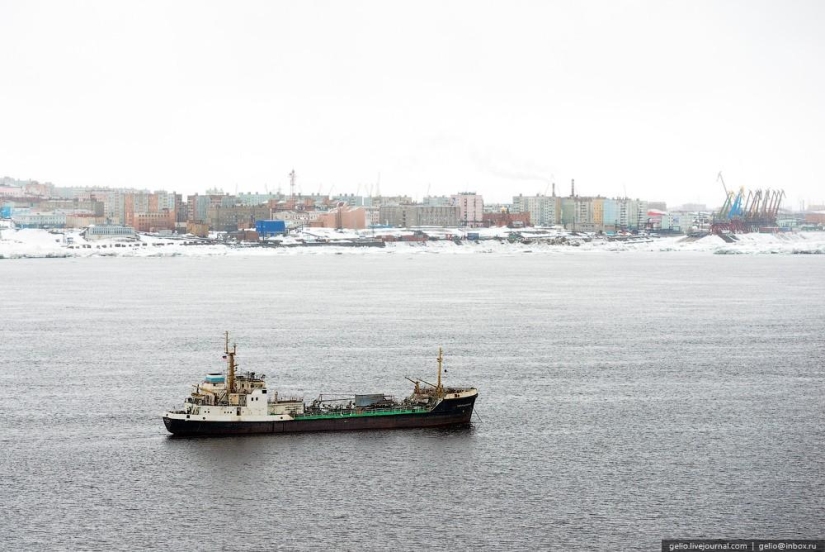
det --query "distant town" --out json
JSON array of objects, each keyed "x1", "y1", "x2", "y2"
[{"x1": 2, "y1": 174, "x2": 823, "y2": 238}]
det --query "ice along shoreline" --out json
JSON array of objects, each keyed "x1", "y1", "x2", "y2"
[{"x1": 2, "y1": 227, "x2": 825, "y2": 259}]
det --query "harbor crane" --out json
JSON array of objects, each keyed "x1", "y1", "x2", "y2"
[{"x1": 712, "y1": 173, "x2": 785, "y2": 234}]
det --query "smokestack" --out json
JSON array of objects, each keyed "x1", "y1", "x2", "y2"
[
  {"x1": 552, "y1": 182, "x2": 556, "y2": 197},
  {"x1": 571, "y1": 179, "x2": 575, "y2": 197}
]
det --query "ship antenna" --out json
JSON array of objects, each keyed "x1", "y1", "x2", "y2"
[
  {"x1": 436, "y1": 347, "x2": 444, "y2": 398},
  {"x1": 225, "y1": 331, "x2": 236, "y2": 395}
]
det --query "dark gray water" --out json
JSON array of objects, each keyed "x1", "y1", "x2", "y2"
[{"x1": 1, "y1": 252, "x2": 823, "y2": 550}]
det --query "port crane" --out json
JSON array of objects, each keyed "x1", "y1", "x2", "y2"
[{"x1": 712, "y1": 173, "x2": 785, "y2": 234}]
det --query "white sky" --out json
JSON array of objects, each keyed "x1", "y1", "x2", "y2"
[{"x1": 1, "y1": 0, "x2": 823, "y2": 208}]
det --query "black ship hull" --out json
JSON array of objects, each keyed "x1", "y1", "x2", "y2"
[{"x1": 164, "y1": 393, "x2": 476, "y2": 437}]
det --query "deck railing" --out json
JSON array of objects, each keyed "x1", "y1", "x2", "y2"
[{"x1": 294, "y1": 405, "x2": 429, "y2": 420}]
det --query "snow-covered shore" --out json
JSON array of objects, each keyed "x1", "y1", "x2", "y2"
[{"x1": 1, "y1": 227, "x2": 824, "y2": 259}]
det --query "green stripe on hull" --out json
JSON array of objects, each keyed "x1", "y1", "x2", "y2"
[{"x1": 293, "y1": 408, "x2": 429, "y2": 421}]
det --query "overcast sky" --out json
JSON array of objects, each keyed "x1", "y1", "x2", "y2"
[{"x1": 1, "y1": 0, "x2": 823, "y2": 208}]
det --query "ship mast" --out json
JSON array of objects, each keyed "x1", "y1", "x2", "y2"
[
  {"x1": 436, "y1": 347, "x2": 444, "y2": 398},
  {"x1": 225, "y1": 331, "x2": 236, "y2": 396}
]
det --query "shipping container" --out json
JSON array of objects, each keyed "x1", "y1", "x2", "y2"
[{"x1": 255, "y1": 219, "x2": 287, "y2": 236}]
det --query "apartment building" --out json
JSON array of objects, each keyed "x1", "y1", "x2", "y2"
[
  {"x1": 452, "y1": 192, "x2": 484, "y2": 227},
  {"x1": 511, "y1": 194, "x2": 559, "y2": 227},
  {"x1": 379, "y1": 204, "x2": 460, "y2": 227}
]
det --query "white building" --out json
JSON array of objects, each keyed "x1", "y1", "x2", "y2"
[
  {"x1": 512, "y1": 194, "x2": 558, "y2": 227},
  {"x1": 11, "y1": 210, "x2": 67, "y2": 228},
  {"x1": 83, "y1": 225, "x2": 137, "y2": 240}
]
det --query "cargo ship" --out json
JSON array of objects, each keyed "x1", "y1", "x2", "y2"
[{"x1": 162, "y1": 333, "x2": 478, "y2": 437}]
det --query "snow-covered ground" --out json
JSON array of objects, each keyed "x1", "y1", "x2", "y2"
[{"x1": 1, "y1": 226, "x2": 824, "y2": 259}]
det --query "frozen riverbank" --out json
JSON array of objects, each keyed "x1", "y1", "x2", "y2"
[{"x1": 2, "y1": 227, "x2": 825, "y2": 259}]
